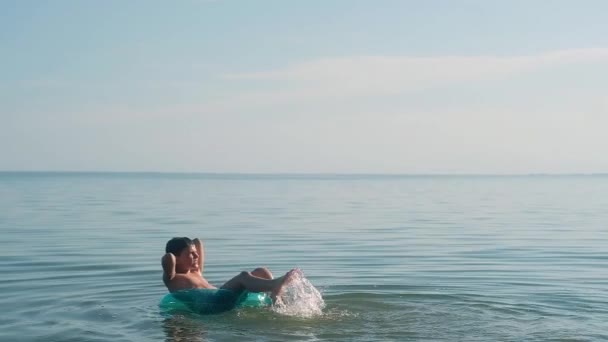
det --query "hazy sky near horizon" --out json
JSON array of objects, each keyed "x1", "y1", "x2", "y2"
[{"x1": 2, "y1": 0, "x2": 607, "y2": 173}]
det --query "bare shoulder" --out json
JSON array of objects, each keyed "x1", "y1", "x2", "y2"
[{"x1": 165, "y1": 273, "x2": 196, "y2": 292}]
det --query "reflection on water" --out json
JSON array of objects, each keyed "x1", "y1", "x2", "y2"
[{"x1": 163, "y1": 316, "x2": 208, "y2": 342}]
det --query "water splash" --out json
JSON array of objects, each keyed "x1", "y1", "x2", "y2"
[{"x1": 272, "y1": 270, "x2": 325, "y2": 317}]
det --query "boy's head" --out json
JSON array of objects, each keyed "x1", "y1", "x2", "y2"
[
  {"x1": 165, "y1": 237, "x2": 193, "y2": 255},
  {"x1": 165, "y1": 237, "x2": 199, "y2": 271}
]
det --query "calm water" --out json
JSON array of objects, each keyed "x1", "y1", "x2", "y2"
[{"x1": 1, "y1": 172, "x2": 607, "y2": 341}]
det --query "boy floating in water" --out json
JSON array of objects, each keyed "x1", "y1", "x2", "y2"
[{"x1": 161, "y1": 237, "x2": 299, "y2": 302}]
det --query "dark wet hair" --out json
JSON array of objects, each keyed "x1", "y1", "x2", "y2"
[{"x1": 165, "y1": 237, "x2": 193, "y2": 255}]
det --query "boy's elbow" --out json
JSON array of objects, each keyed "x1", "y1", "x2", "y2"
[
  {"x1": 161, "y1": 253, "x2": 176, "y2": 269},
  {"x1": 163, "y1": 272, "x2": 175, "y2": 283}
]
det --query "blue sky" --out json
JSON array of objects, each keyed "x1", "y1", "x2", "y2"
[{"x1": 2, "y1": 0, "x2": 607, "y2": 173}]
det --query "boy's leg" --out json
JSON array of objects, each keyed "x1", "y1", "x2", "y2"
[
  {"x1": 251, "y1": 267, "x2": 273, "y2": 279},
  {"x1": 220, "y1": 269, "x2": 299, "y2": 298},
  {"x1": 220, "y1": 271, "x2": 279, "y2": 293}
]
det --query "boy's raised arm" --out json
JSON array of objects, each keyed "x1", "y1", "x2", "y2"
[
  {"x1": 161, "y1": 253, "x2": 176, "y2": 283},
  {"x1": 193, "y1": 238, "x2": 205, "y2": 274}
]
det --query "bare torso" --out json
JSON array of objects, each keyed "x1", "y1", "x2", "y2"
[
  {"x1": 164, "y1": 270, "x2": 216, "y2": 293},
  {"x1": 162, "y1": 242, "x2": 216, "y2": 293}
]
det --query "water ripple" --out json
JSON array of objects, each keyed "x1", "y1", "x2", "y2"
[{"x1": 2, "y1": 173, "x2": 608, "y2": 341}]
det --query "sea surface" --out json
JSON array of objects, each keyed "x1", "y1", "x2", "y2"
[{"x1": 1, "y1": 172, "x2": 607, "y2": 341}]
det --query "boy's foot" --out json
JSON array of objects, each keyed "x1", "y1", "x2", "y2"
[{"x1": 271, "y1": 268, "x2": 301, "y2": 302}]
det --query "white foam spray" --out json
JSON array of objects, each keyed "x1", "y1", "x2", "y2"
[{"x1": 272, "y1": 270, "x2": 325, "y2": 318}]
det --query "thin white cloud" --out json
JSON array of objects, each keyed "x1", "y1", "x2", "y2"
[{"x1": 224, "y1": 48, "x2": 608, "y2": 104}]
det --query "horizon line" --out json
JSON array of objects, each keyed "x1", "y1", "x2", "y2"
[{"x1": 0, "y1": 170, "x2": 607, "y2": 177}]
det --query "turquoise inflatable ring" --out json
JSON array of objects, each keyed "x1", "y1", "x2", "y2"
[{"x1": 160, "y1": 288, "x2": 272, "y2": 315}]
